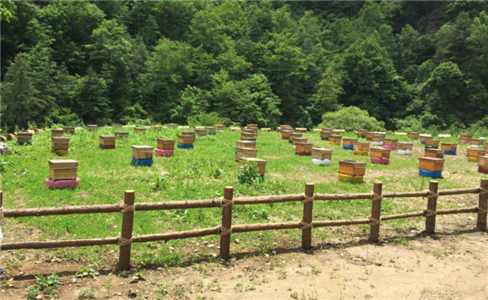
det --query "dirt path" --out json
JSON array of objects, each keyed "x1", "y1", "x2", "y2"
[{"x1": 2, "y1": 231, "x2": 487, "y2": 300}]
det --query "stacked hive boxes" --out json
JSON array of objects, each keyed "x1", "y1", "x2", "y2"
[
  {"x1": 206, "y1": 126, "x2": 216, "y2": 135},
  {"x1": 425, "y1": 139, "x2": 440, "y2": 149},
  {"x1": 370, "y1": 148, "x2": 390, "y2": 165},
  {"x1": 87, "y1": 125, "x2": 98, "y2": 132},
  {"x1": 418, "y1": 157, "x2": 444, "y2": 178},
  {"x1": 16, "y1": 132, "x2": 33, "y2": 145},
  {"x1": 420, "y1": 134, "x2": 432, "y2": 145},
  {"x1": 100, "y1": 135, "x2": 116, "y2": 149},
  {"x1": 470, "y1": 138, "x2": 485, "y2": 148},
  {"x1": 237, "y1": 140, "x2": 256, "y2": 149},
  {"x1": 329, "y1": 135, "x2": 342, "y2": 146},
  {"x1": 321, "y1": 128, "x2": 332, "y2": 141},
  {"x1": 312, "y1": 148, "x2": 332, "y2": 166},
  {"x1": 342, "y1": 138, "x2": 357, "y2": 150},
  {"x1": 288, "y1": 132, "x2": 302, "y2": 144},
  {"x1": 339, "y1": 161, "x2": 366, "y2": 183},
  {"x1": 353, "y1": 141, "x2": 370, "y2": 156},
  {"x1": 52, "y1": 137, "x2": 70, "y2": 155},
  {"x1": 441, "y1": 143, "x2": 457, "y2": 155},
  {"x1": 398, "y1": 142, "x2": 413, "y2": 155},
  {"x1": 178, "y1": 133, "x2": 195, "y2": 149},
  {"x1": 131, "y1": 146, "x2": 153, "y2": 166},
  {"x1": 295, "y1": 142, "x2": 313, "y2": 156},
  {"x1": 479, "y1": 156, "x2": 488, "y2": 174},
  {"x1": 383, "y1": 138, "x2": 398, "y2": 150},
  {"x1": 460, "y1": 134, "x2": 471, "y2": 144},
  {"x1": 467, "y1": 148, "x2": 485, "y2": 162},
  {"x1": 45, "y1": 159, "x2": 80, "y2": 189},
  {"x1": 371, "y1": 134, "x2": 385, "y2": 146},
  {"x1": 356, "y1": 129, "x2": 368, "y2": 138},
  {"x1": 214, "y1": 124, "x2": 224, "y2": 133},
  {"x1": 424, "y1": 148, "x2": 444, "y2": 159},
  {"x1": 156, "y1": 139, "x2": 175, "y2": 157},
  {"x1": 236, "y1": 147, "x2": 257, "y2": 162}
]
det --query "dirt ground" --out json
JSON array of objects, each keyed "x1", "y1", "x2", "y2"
[{"x1": 1, "y1": 226, "x2": 488, "y2": 300}]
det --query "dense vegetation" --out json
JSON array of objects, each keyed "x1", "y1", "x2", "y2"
[{"x1": 2, "y1": 1, "x2": 488, "y2": 132}]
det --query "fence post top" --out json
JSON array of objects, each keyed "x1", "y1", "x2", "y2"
[
  {"x1": 124, "y1": 190, "x2": 135, "y2": 194},
  {"x1": 224, "y1": 186, "x2": 233, "y2": 190},
  {"x1": 306, "y1": 183, "x2": 314, "y2": 186},
  {"x1": 430, "y1": 181, "x2": 439, "y2": 184}
]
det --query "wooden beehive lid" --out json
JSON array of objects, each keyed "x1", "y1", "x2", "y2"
[
  {"x1": 100, "y1": 135, "x2": 115, "y2": 140},
  {"x1": 295, "y1": 127, "x2": 307, "y2": 131},
  {"x1": 132, "y1": 145, "x2": 153, "y2": 151},
  {"x1": 242, "y1": 158, "x2": 266, "y2": 165},
  {"x1": 442, "y1": 142, "x2": 456, "y2": 145},
  {"x1": 237, "y1": 140, "x2": 255, "y2": 144},
  {"x1": 353, "y1": 141, "x2": 369, "y2": 145},
  {"x1": 343, "y1": 138, "x2": 357, "y2": 142},
  {"x1": 460, "y1": 134, "x2": 471, "y2": 138},
  {"x1": 371, "y1": 147, "x2": 389, "y2": 153},
  {"x1": 339, "y1": 160, "x2": 366, "y2": 168},
  {"x1": 330, "y1": 135, "x2": 342, "y2": 139},
  {"x1": 51, "y1": 129, "x2": 64, "y2": 133},
  {"x1": 418, "y1": 157, "x2": 443, "y2": 163},
  {"x1": 395, "y1": 132, "x2": 407, "y2": 136},
  {"x1": 52, "y1": 137, "x2": 70, "y2": 143},
  {"x1": 322, "y1": 128, "x2": 332, "y2": 131},
  {"x1": 438, "y1": 134, "x2": 451, "y2": 138},
  {"x1": 419, "y1": 133, "x2": 432, "y2": 137},
  {"x1": 206, "y1": 126, "x2": 215, "y2": 129},
  {"x1": 63, "y1": 126, "x2": 75, "y2": 129},
  {"x1": 333, "y1": 129, "x2": 345, "y2": 133},
  {"x1": 135, "y1": 127, "x2": 146, "y2": 130},
  {"x1": 471, "y1": 138, "x2": 485, "y2": 144},
  {"x1": 312, "y1": 147, "x2": 332, "y2": 153},
  {"x1": 426, "y1": 139, "x2": 440, "y2": 145},
  {"x1": 294, "y1": 137, "x2": 307, "y2": 142},
  {"x1": 260, "y1": 127, "x2": 272, "y2": 131},
  {"x1": 49, "y1": 159, "x2": 78, "y2": 169},
  {"x1": 17, "y1": 132, "x2": 33, "y2": 137},
  {"x1": 157, "y1": 138, "x2": 174, "y2": 143},
  {"x1": 467, "y1": 147, "x2": 485, "y2": 155},
  {"x1": 214, "y1": 124, "x2": 224, "y2": 127},
  {"x1": 87, "y1": 124, "x2": 97, "y2": 128},
  {"x1": 151, "y1": 125, "x2": 162, "y2": 128},
  {"x1": 182, "y1": 131, "x2": 196, "y2": 136},
  {"x1": 383, "y1": 138, "x2": 398, "y2": 142},
  {"x1": 178, "y1": 126, "x2": 190, "y2": 129},
  {"x1": 296, "y1": 142, "x2": 313, "y2": 147}
]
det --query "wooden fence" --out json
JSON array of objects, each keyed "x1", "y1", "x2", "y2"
[{"x1": 1, "y1": 179, "x2": 487, "y2": 270}]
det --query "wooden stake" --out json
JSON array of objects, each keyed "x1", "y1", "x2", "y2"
[
  {"x1": 219, "y1": 186, "x2": 233, "y2": 260},
  {"x1": 119, "y1": 190, "x2": 135, "y2": 271},
  {"x1": 477, "y1": 179, "x2": 488, "y2": 231},
  {"x1": 302, "y1": 183, "x2": 314, "y2": 249},
  {"x1": 369, "y1": 182, "x2": 382, "y2": 242},
  {"x1": 425, "y1": 181, "x2": 438, "y2": 234}
]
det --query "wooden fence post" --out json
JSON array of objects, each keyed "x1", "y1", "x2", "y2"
[
  {"x1": 219, "y1": 186, "x2": 234, "y2": 260},
  {"x1": 301, "y1": 183, "x2": 314, "y2": 250},
  {"x1": 477, "y1": 179, "x2": 488, "y2": 231},
  {"x1": 425, "y1": 181, "x2": 438, "y2": 234},
  {"x1": 369, "y1": 182, "x2": 382, "y2": 242},
  {"x1": 119, "y1": 190, "x2": 135, "y2": 271}
]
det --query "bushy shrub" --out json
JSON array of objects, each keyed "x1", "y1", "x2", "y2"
[
  {"x1": 319, "y1": 106, "x2": 385, "y2": 131},
  {"x1": 187, "y1": 112, "x2": 232, "y2": 127}
]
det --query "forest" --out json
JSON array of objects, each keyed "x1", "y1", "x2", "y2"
[{"x1": 1, "y1": 0, "x2": 488, "y2": 133}]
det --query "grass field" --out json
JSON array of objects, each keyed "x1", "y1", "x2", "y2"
[{"x1": 1, "y1": 127, "x2": 487, "y2": 270}]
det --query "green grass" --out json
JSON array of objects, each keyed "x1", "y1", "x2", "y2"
[{"x1": 1, "y1": 128, "x2": 487, "y2": 267}]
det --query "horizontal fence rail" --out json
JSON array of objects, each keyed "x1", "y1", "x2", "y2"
[{"x1": 0, "y1": 179, "x2": 487, "y2": 270}]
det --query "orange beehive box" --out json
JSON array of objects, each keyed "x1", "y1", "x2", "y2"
[
  {"x1": 470, "y1": 138, "x2": 485, "y2": 146},
  {"x1": 288, "y1": 132, "x2": 302, "y2": 140},
  {"x1": 339, "y1": 161, "x2": 366, "y2": 176},
  {"x1": 370, "y1": 148, "x2": 390, "y2": 158},
  {"x1": 372, "y1": 134, "x2": 384, "y2": 142},
  {"x1": 357, "y1": 129, "x2": 368, "y2": 136},
  {"x1": 236, "y1": 147, "x2": 258, "y2": 159},
  {"x1": 132, "y1": 146, "x2": 153, "y2": 160},
  {"x1": 398, "y1": 142, "x2": 413, "y2": 150},
  {"x1": 49, "y1": 159, "x2": 78, "y2": 181},
  {"x1": 237, "y1": 140, "x2": 256, "y2": 149},
  {"x1": 343, "y1": 138, "x2": 358, "y2": 146},
  {"x1": 295, "y1": 142, "x2": 313, "y2": 152},
  {"x1": 366, "y1": 132, "x2": 374, "y2": 141},
  {"x1": 214, "y1": 124, "x2": 224, "y2": 131},
  {"x1": 320, "y1": 130, "x2": 332, "y2": 138},
  {"x1": 52, "y1": 137, "x2": 70, "y2": 150},
  {"x1": 281, "y1": 130, "x2": 293, "y2": 139},
  {"x1": 239, "y1": 158, "x2": 267, "y2": 175},
  {"x1": 424, "y1": 148, "x2": 444, "y2": 158},
  {"x1": 441, "y1": 143, "x2": 457, "y2": 151},
  {"x1": 353, "y1": 142, "x2": 370, "y2": 151},
  {"x1": 157, "y1": 139, "x2": 175, "y2": 150},
  {"x1": 425, "y1": 139, "x2": 440, "y2": 147},
  {"x1": 383, "y1": 138, "x2": 398, "y2": 146},
  {"x1": 419, "y1": 157, "x2": 444, "y2": 172},
  {"x1": 312, "y1": 148, "x2": 332, "y2": 160},
  {"x1": 241, "y1": 132, "x2": 254, "y2": 139},
  {"x1": 467, "y1": 148, "x2": 485, "y2": 158}
]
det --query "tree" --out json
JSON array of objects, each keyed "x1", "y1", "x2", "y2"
[
  {"x1": 308, "y1": 67, "x2": 343, "y2": 125},
  {"x1": 319, "y1": 106, "x2": 385, "y2": 131}
]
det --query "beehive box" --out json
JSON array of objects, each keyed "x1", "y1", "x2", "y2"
[
  {"x1": 288, "y1": 133, "x2": 302, "y2": 140},
  {"x1": 339, "y1": 161, "x2": 366, "y2": 176},
  {"x1": 247, "y1": 124, "x2": 258, "y2": 128},
  {"x1": 293, "y1": 137, "x2": 308, "y2": 145},
  {"x1": 357, "y1": 129, "x2": 368, "y2": 136},
  {"x1": 260, "y1": 128, "x2": 272, "y2": 132},
  {"x1": 49, "y1": 159, "x2": 78, "y2": 181},
  {"x1": 441, "y1": 143, "x2": 457, "y2": 151},
  {"x1": 467, "y1": 148, "x2": 485, "y2": 158},
  {"x1": 178, "y1": 135, "x2": 194, "y2": 144},
  {"x1": 281, "y1": 125, "x2": 293, "y2": 131},
  {"x1": 460, "y1": 134, "x2": 472, "y2": 141},
  {"x1": 398, "y1": 142, "x2": 414, "y2": 151},
  {"x1": 329, "y1": 135, "x2": 342, "y2": 144},
  {"x1": 383, "y1": 138, "x2": 398, "y2": 146},
  {"x1": 420, "y1": 134, "x2": 433, "y2": 143},
  {"x1": 229, "y1": 127, "x2": 241, "y2": 131},
  {"x1": 17, "y1": 132, "x2": 33, "y2": 143},
  {"x1": 312, "y1": 148, "x2": 332, "y2": 160},
  {"x1": 320, "y1": 130, "x2": 332, "y2": 138},
  {"x1": 333, "y1": 129, "x2": 345, "y2": 134},
  {"x1": 425, "y1": 148, "x2": 444, "y2": 158},
  {"x1": 214, "y1": 124, "x2": 224, "y2": 131},
  {"x1": 99, "y1": 135, "x2": 116, "y2": 147},
  {"x1": 134, "y1": 127, "x2": 146, "y2": 133},
  {"x1": 479, "y1": 156, "x2": 488, "y2": 167},
  {"x1": 237, "y1": 140, "x2": 256, "y2": 149},
  {"x1": 281, "y1": 130, "x2": 293, "y2": 139},
  {"x1": 295, "y1": 127, "x2": 307, "y2": 133},
  {"x1": 408, "y1": 132, "x2": 419, "y2": 139},
  {"x1": 470, "y1": 138, "x2": 485, "y2": 146},
  {"x1": 241, "y1": 132, "x2": 255, "y2": 140},
  {"x1": 87, "y1": 125, "x2": 98, "y2": 132},
  {"x1": 7, "y1": 134, "x2": 15, "y2": 141},
  {"x1": 353, "y1": 142, "x2": 370, "y2": 152},
  {"x1": 295, "y1": 142, "x2": 313, "y2": 152},
  {"x1": 63, "y1": 126, "x2": 75, "y2": 134},
  {"x1": 196, "y1": 129, "x2": 208, "y2": 136},
  {"x1": 418, "y1": 157, "x2": 444, "y2": 172},
  {"x1": 239, "y1": 158, "x2": 267, "y2": 176},
  {"x1": 370, "y1": 148, "x2": 390, "y2": 159},
  {"x1": 157, "y1": 139, "x2": 175, "y2": 150},
  {"x1": 206, "y1": 126, "x2": 216, "y2": 134},
  {"x1": 182, "y1": 131, "x2": 196, "y2": 137},
  {"x1": 236, "y1": 147, "x2": 258, "y2": 159},
  {"x1": 167, "y1": 123, "x2": 178, "y2": 129},
  {"x1": 425, "y1": 139, "x2": 440, "y2": 148},
  {"x1": 366, "y1": 132, "x2": 374, "y2": 141},
  {"x1": 132, "y1": 146, "x2": 153, "y2": 160},
  {"x1": 115, "y1": 132, "x2": 129, "y2": 139},
  {"x1": 151, "y1": 125, "x2": 162, "y2": 131},
  {"x1": 52, "y1": 137, "x2": 70, "y2": 150},
  {"x1": 51, "y1": 129, "x2": 64, "y2": 137},
  {"x1": 343, "y1": 138, "x2": 358, "y2": 146},
  {"x1": 372, "y1": 134, "x2": 384, "y2": 142}
]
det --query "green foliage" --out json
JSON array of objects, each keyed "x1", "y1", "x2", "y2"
[
  {"x1": 25, "y1": 273, "x2": 60, "y2": 299},
  {"x1": 0, "y1": 0, "x2": 16, "y2": 22},
  {"x1": 78, "y1": 288, "x2": 96, "y2": 300},
  {"x1": 319, "y1": 106, "x2": 385, "y2": 132},
  {"x1": 237, "y1": 160, "x2": 263, "y2": 185},
  {"x1": 187, "y1": 112, "x2": 231, "y2": 127},
  {"x1": 76, "y1": 267, "x2": 100, "y2": 279}
]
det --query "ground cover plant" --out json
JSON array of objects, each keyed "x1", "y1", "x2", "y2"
[{"x1": 1, "y1": 126, "x2": 487, "y2": 274}]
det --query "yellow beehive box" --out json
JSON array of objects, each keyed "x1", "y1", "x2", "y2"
[
  {"x1": 17, "y1": 132, "x2": 33, "y2": 143},
  {"x1": 370, "y1": 148, "x2": 390, "y2": 158},
  {"x1": 383, "y1": 138, "x2": 398, "y2": 146},
  {"x1": 295, "y1": 142, "x2": 313, "y2": 152},
  {"x1": 52, "y1": 137, "x2": 70, "y2": 150},
  {"x1": 408, "y1": 132, "x2": 419, "y2": 139},
  {"x1": 115, "y1": 132, "x2": 129, "y2": 139},
  {"x1": 236, "y1": 140, "x2": 256, "y2": 149},
  {"x1": 48, "y1": 159, "x2": 78, "y2": 181},
  {"x1": 419, "y1": 157, "x2": 444, "y2": 172},
  {"x1": 343, "y1": 138, "x2": 358, "y2": 146},
  {"x1": 178, "y1": 135, "x2": 194, "y2": 144},
  {"x1": 479, "y1": 156, "x2": 488, "y2": 167},
  {"x1": 353, "y1": 142, "x2": 370, "y2": 152},
  {"x1": 467, "y1": 148, "x2": 485, "y2": 158},
  {"x1": 293, "y1": 137, "x2": 308, "y2": 145},
  {"x1": 132, "y1": 146, "x2": 153, "y2": 160},
  {"x1": 157, "y1": 139, "x2": 175, "y2": 150},
  {"x1": 63, "y1": 126, "x2": 75, "y2": 134},
  {"x1": 87, "y1": 124, "x2": 98, "y2": 132},
  {"x1": 425, "y1": 139, "x2": 440, "y2": 147},
  {"x1": 239, "y1": 158, "x2": 267, "y2": 176},
  {"x1": 236, "y1": 147, "x2": 258, "y2": 159},
  {"x1": 339, "y1": 161, "x2": 366, "y2": 176},
  {"x1": 424, "y1": 148, "x2": 444, "y2": 158},
  {"x1": 134, "y1": 127, "x2": 146, "y2": 133},
  {"x1": 99, "y1": 135, "x2": 116, "y2": 146},
  {"x1": 398, "y1": 142, "x2": 413, "y2": 151},
  {"x1": 312, "y1": 148, "x2": 332, "y2": 160},
  {"x1": 329, "y1": 135, "x2": 342, "y2": 144},
  {"x1": 441, "y1": 143, "x2": 457, "y2": 151},
  {"x1": 151, "y1": 125, "x2": 162, "y2": 131}
]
